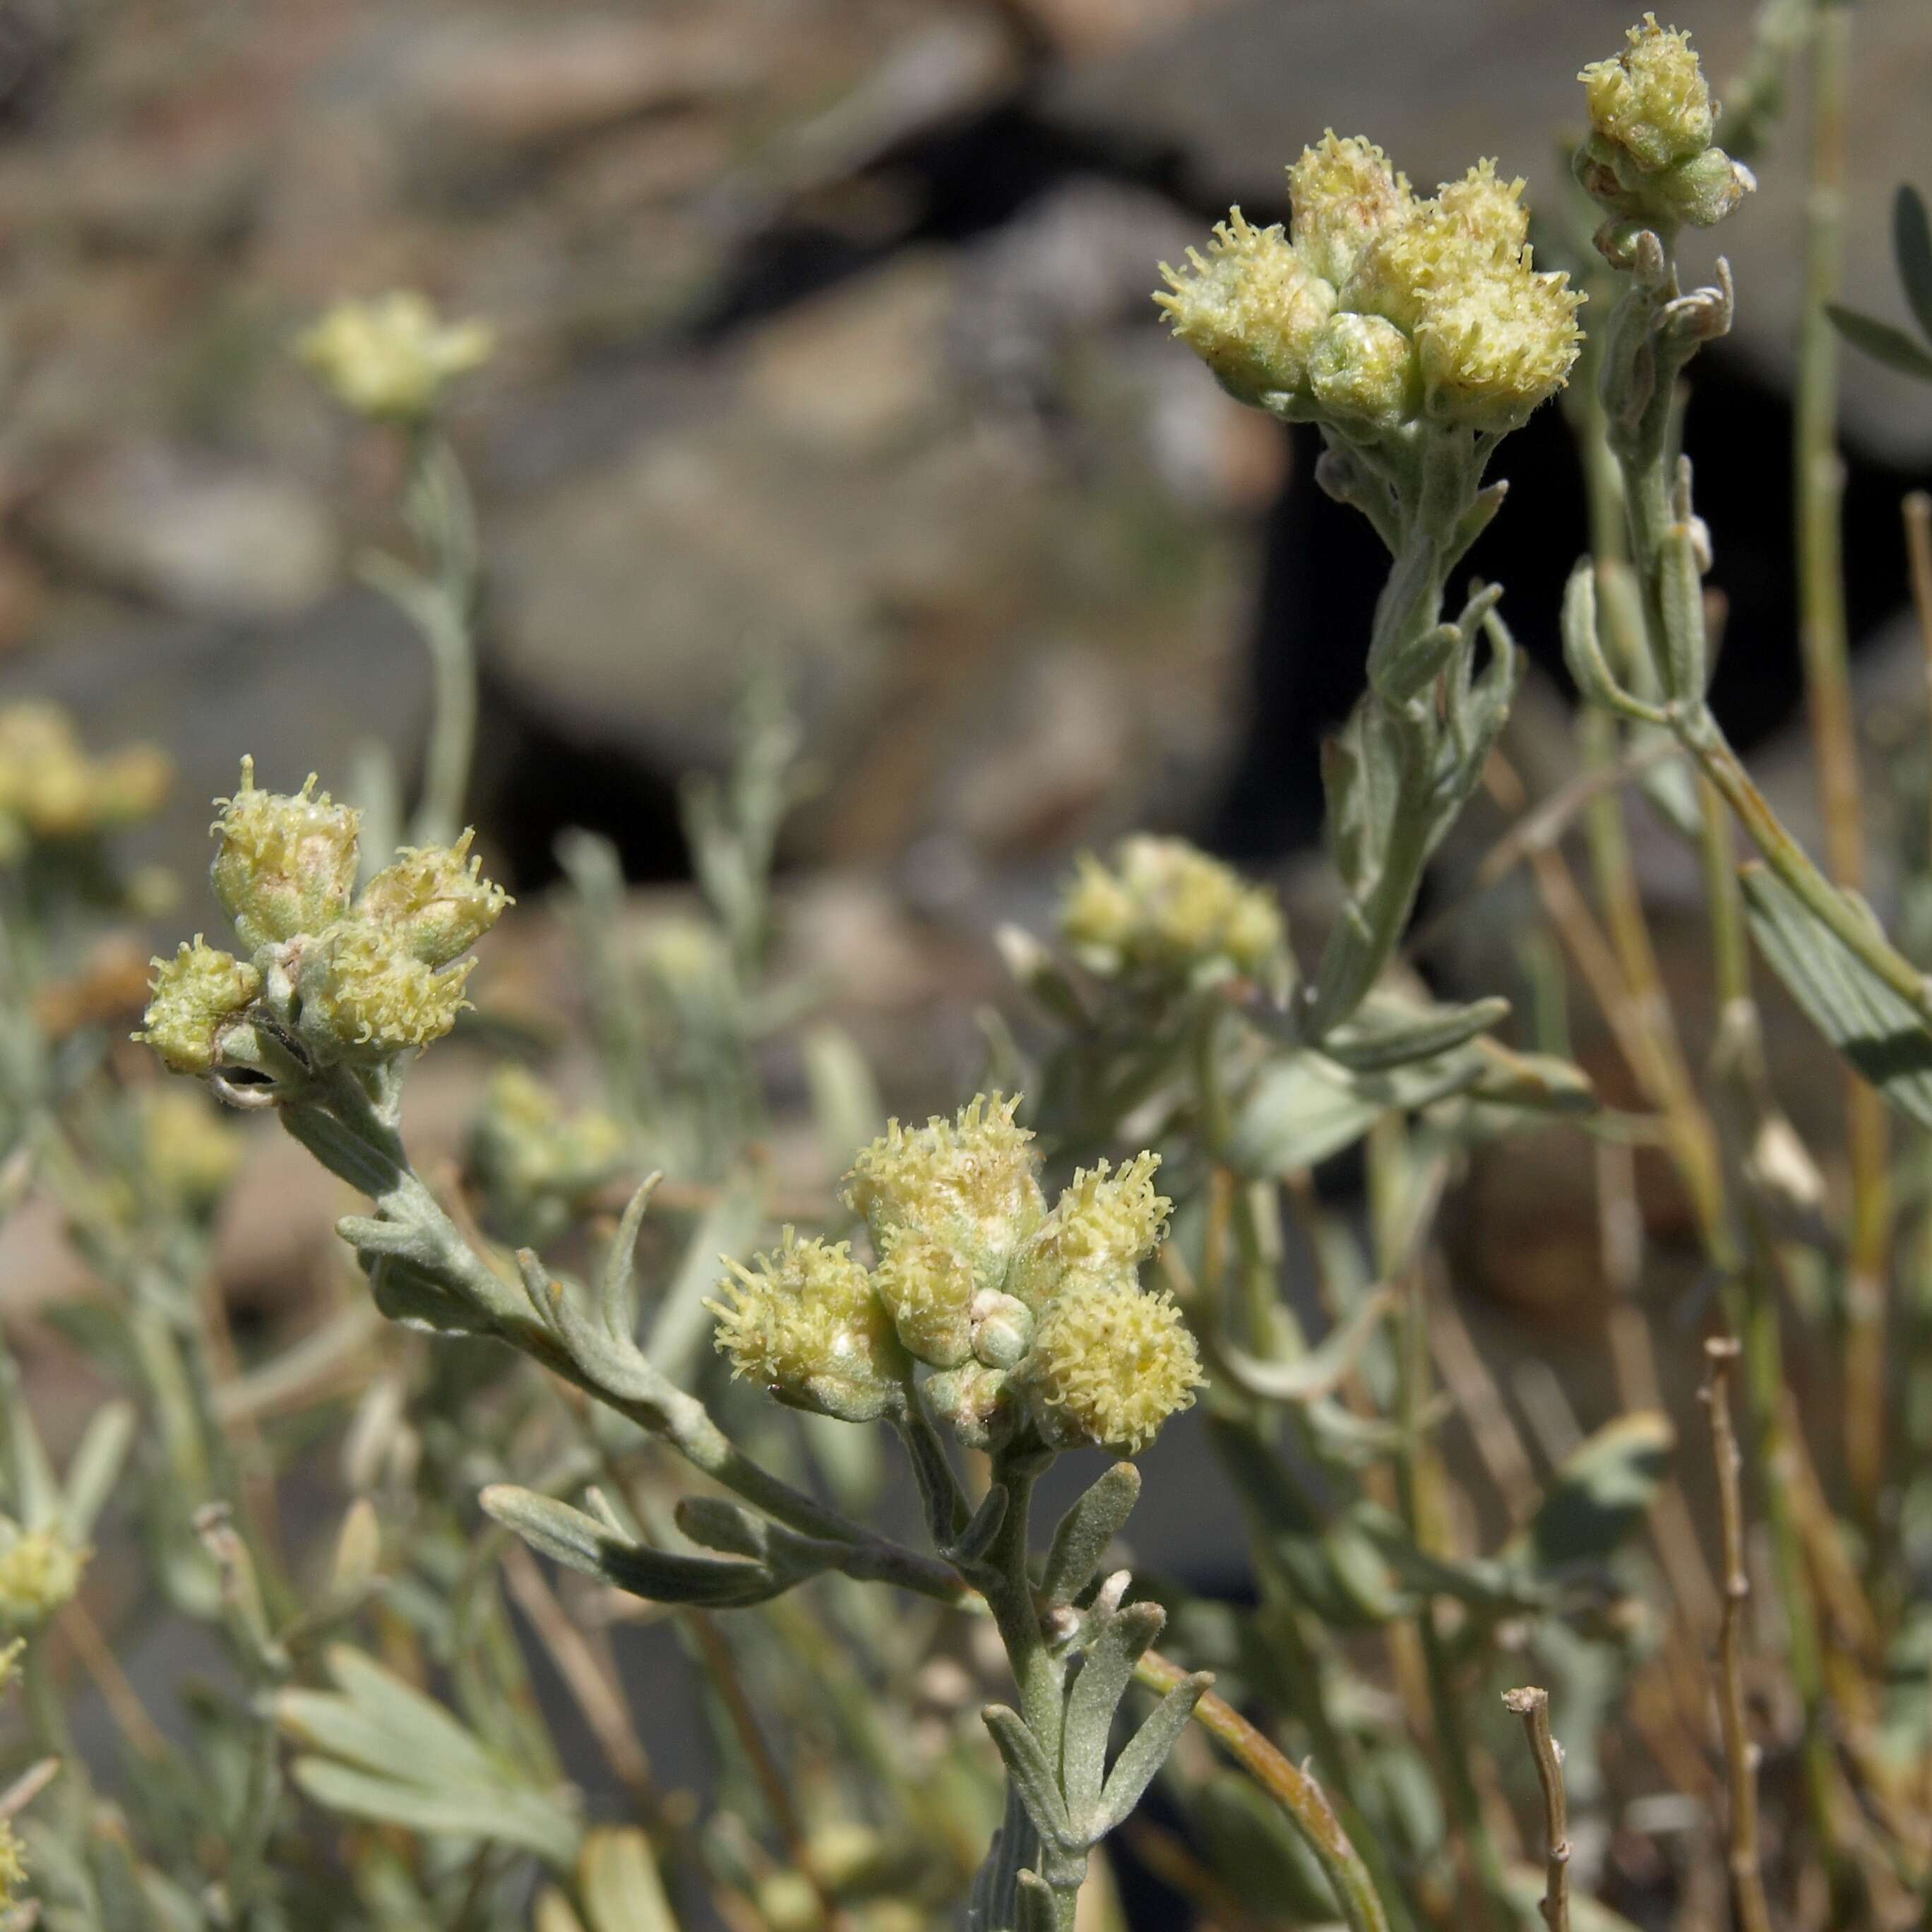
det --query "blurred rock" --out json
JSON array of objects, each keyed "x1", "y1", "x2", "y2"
[
  {"x1": 490, "y1": 238, "x2": 1253, "y2": 867},
  {"x1": 24, "y1": 443, "x2": 337, "y2": 620}
]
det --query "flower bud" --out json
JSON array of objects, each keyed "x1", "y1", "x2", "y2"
[
  {"x1": 1575, "y1": 17, "x2": 1751, "y2": 242},
  {"x1": 1155, "y1": 208, "x2": 1335, "y2": 407},
  {"x1": 968, "y1": 1290, "x2": 1034, "y2": 1371},
  {"x1": 872, "y1": 1226, "x2": 977, "y2": 1368},
  {"x1": 296, "y1": 918, "x2": 474, "y2": 1061},
  {"x1": 708, "y1": 1232, "x2": 907, "y2": 1423},
  {"x1": 210, "y1": 758, "x2": 361, "y2": 955},
  {"x1": 1287, "y1": 131, "x2": 1413, "y2": 287},
  {"x1": 356, "y1": 829, "x2": 511, "y2": 967},
  {"x1": 138, "y1": 937, "x2": 263, "y2": 1075},
  {"x1": 921, "y1": 1360, "x2": 1011, "y2": 1449},
  {"x1": 0, "y1": 1523, "x2": 88, "y2": 1626},
  {"x1": 1580, "y1": 15, "x2": 1714, "y2": 172},
  {"x1": 298, "y1": 291, "x2": 494, "y2": 422},
  {"x1": 1020, "y1": 1275, "x2": 1203, "y2": 1455},
  {"x1": 1013, "y1": 1154, "x2": 1170, "y2": 1311},
  {"x1": 843, "y1": 1095, "x2": 1045, "y2": 1297},
  {"x1": 1059, "y1": 836, "x2": 1284, "y2": 983},
  {"x1": 468, "y1": 1067, "x2": 627, "y2": 1215},
  {"x1": 0, "y1": 703, "x2": 168, "y2": 846},
  {"x1": 1308, "y1": 312, "x2": 1419, "y2": 432}
]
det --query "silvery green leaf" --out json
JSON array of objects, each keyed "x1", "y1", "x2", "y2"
[
  {"x1": 1374, "y1": 620, "x2": 1460, "y2": 707},
  {"x1": 1741, "y1": 864, "x2": 1932, "y2": 1126},
  {"x1": 1657, "y1": 522, "x2": 1706, "y2": 702},
  {"x1": 1827, "y1": 304, "x2": 1932, "y2": 381},
  {"x1": 948, "y1": 1483, "x2": 1010, "y2": 1570},
  {"x1": 1209, "y1": 1419, "x2": 1401, "y2": 1625},
  {"x1": 646, "y1": 1176, "x2": 762, "y2": 1384},
  {"x1": 1217, "y1": 1288, "x2": 1395, "y2": 1405},
  {"x1": 1319, "y1": 996, "x2": 1510, "y2": 1072},
  {"x1": 597, "y1": 1177, "x2": 661, "y2": 1345},
  {"x1": 290, "y1": 1756, "x2": 580, "y2": 1868},
  {"x1": 481, "y1": 1485, "x2": 788, "y2": 1607},
  {"x1": 901, "y1": 1411, "x2": 968, "y2": 1546},
  {"x1": 1513, "y1": 1410, "x2": 1674, "y2": 1573},
  {"x1": 1229, "y1": 1048, "x2": 1483, "y2": 1176},
  {"x1": 1895, "y1": 184, "x2": 1932, "y2": 344},
  {"x1": 365, "y1": 1256, "x2": 487, "y2": 1337},
  {"x1": 982, "y1": 1705, "x2": 1074, "y2": 1847},
  {"x1": 1466, "y1": 1044, "x2": 1597, "y2": 1115},
  {"x1": 59, "y1": 1397, "x2": 136, "y2": 1540},
  {"x1": 1063, "y1": 1600, "x2": 1166, "y2": 1821},
  {"x1": 280, "y1": 1645, "x2": 501, "y2": 1791},
  {"x1": 1354, "y1": 1506, "x2": 1549, "y2": 1613},
  {"x1": 578, "y1": 1825, "x2": 680, "y2": 1932},
  {"x1": 1091, "y1": 1671, "x2": 1211, "y2": 1835},
  {"x1": 1561, "y1": 559, "x2": 1655, "y2": 720},
  {"x1": 969, "y1": 1780, "x2": 1039, "y2": 1932},
  {"x1": 1015, "y1": 1871, "x2": 1059, "y2": 1932},
  {"x1": 1188, "y1": 1771, "x2": 1341, "y2": 1924},
  {"x1": 674, "y1": 1496, "x2": 770, "y2": 1560},
  {"x1": 1041, "y1": 1465, "x2": 1140, "y2": 1609}
]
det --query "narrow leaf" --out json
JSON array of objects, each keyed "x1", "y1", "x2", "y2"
[
  {"x1": 1320, "y1": 996, "x2": 1510, "y2": 1073},
  {"x1": 481, "y1": 1486, "x2": 783, "y2": 1606},
  {"x1": 1741, "y1": 864, "x2": 1932, "y2": 1126},
  {"x1": 1092, "y1": 1673, "x2": 1212, "y2": 1835},
  {"x1": 1041, "y1": 1465, "x2": 1140, "y2": 1608},
  {"x1": 1514, "y1": 1411, "x2": 1675, "y2": 1573},
  {"x1": 982, "y1": 1705, "x2": 1073, "y2": 1846},
  {"x1": 1893, "y1": 183, "x2": 1932, "y2": 344},
  {"x1": 1063, "y1": 1602, "x2": 1166, "y2": 1819},
  {"x1": 1218, "y1": 1288, "x2": 1395, "y2": 1405},
  {"x1": 597, "y1": 1176, "x2": 661, "y2": 1344},
  {"x1": 1826, "y1": 304, "x2": 1932, "y2": 381},
  {"x1": 59, "y1": 1400, "x2": 137, "y2": 1541},
  {"x1": 948, "y1": 1484, "x2": 1010, "y2": 1570},
  {"x1": 290, "y1": 1755, "x2": 579, "y2": 1868}
]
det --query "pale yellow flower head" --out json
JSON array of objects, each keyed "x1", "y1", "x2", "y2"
[
  {"x1": 1060, "y1": 836, "x2": 1284, "y2": 983},
  {"x1": 0, "y1": 1819, "x2": 22, "y2": 1909},
  {"x1": 138, "y1": 938, "x2": 262, "y2": 1075},
  {"x1": 1287, "y1": 132, "x2": 1413, "y2": 287},
  {"x1": 0, "y1": 702, "x2": 169, "y2": 848},
  {"x1": 296, "y1": 919, "x2": 475, "y2": 1060},
  {"x1": 1012, "y1": 1152, "x2": 1171, "y2": 1308},
  {"x1": 1308, "y1": 312, "x2": 1419, "y2": 432},
  {"x1": 872, "y1": 1224, "x2": 978, "y2": 1369},
  {"x1": 140, "y1": 1086, "x2": 243, "y2": 1213},
  {"x1": 0, "y1": 1524, "x2": 88, "y2": 1626},
  {"x1": 709, "y1": 1232, "x2": 907, "y2": 1421},
  {"x1": 470, "y1": 1066, "x2": 627, "y2": 1209},
  {"x1": 843, "y1": 1095, "x2": 1046, "y2": 1296},
  {"x1": 1021, "y1": 1275, "x2": 1203, "y2": 1455},
  {"x1": 1580, "y1": 15, "x2": 1715, "y2": 172},
  {"x1": 299, "y1": 292, "x2": 494, "y2": 422},
  {"x1": 1155, "y1": 208, "x2": 1336, "y2": 407},
  {"x1": 210, "y1": 758, "x2": 361, "y2": 956},
  {"x1": 356, "y1": 828, "x2": 511, "y2": 969}
]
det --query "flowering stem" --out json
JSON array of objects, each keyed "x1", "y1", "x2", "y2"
[{"x1": 283, "y1": 1073, "x2": 969, "y2": 1606}]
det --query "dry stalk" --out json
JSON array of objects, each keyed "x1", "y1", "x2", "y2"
[
  {"x1": 1701, "y1": 1338, "x2": 1772, "y2": 1932},
  {"x1": 1501, "y1": 1686, "x2": 1569, "y2": 1932}
]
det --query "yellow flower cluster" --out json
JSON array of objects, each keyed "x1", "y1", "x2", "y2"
[
  {"x1": 469, "y1": 1066, "x2": 628, "y2": 1217},
  {"x1": 1575, "y1": 16, "x2": 1752, "y2": 237},
  {"x1": 710, "y1": 1232, "x2": 909, "y2": 1423},
  {"x1": 0, "y1": 1524, "x2": 88, "y2": 1626},
  {"x1": 140, "y1": 761, "x2": 511, "y2": 1083},
  {"x1": 0, "y1": 701, "x2": 169, "y2": 861},
  {"x1": 139, "y1": 938, "x2": 263, "y2": 1076},
  {"x1": 298, "y1": 292, "x2": 494, "y2": 422},
  {"x1": 1059, "y1": 835, "x2": 1283, "y2": 984},
  {"x1": 712, "y1": 1096, "x2": 1203, "y2": 1450},
  {"x1": 1157, "y1": 133, "x2": 1582, "y2": 434}
]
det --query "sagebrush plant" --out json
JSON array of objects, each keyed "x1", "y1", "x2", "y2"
[{"x1": 1, "y1": 12, "x2": 1930, "y2": 1931}]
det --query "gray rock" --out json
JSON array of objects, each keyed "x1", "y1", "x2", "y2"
[{"x1": 25, "y1": 443, "x2": 338, "y2": 621}]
